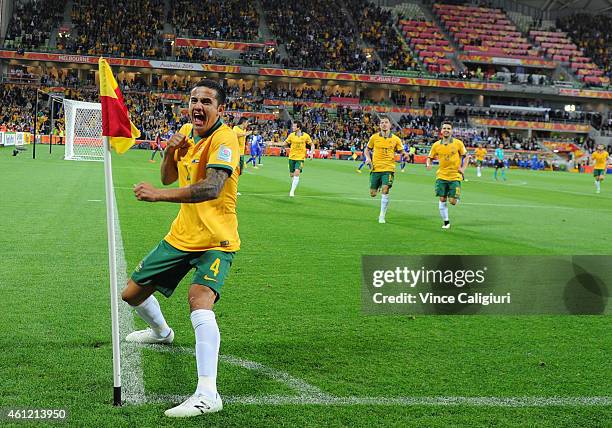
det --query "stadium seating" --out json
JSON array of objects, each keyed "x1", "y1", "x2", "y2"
[
  {"x1": 386, "y1": 2, "x2": 426, "y2": 21},
  {"x1": 4, "y1": 0, "x2": 65, "y2": 50},
  {"x1": 170, "y1": 0, "x2": 259, "y2": 41},
  {"x1": 297, "y1": 106, "x2": 380, "y2": 150},
  {"x1": 556, "y1": 14, "x2": 612, "y2": 86},
  {"x1": 400, "y1": 19, "x2": 457, "y2": 74},
  {"x1": 261, "y1": 0, "x2": 380, "y2": 73},
  {"x1": 528, "y1": 29, "x2": 608, "y2": 86},
  {"x1": 59, "y1": 0, "x2": 165, "y2": 57},
  {"x1": 453, "y1": 107, "x2": 594, "y2": 124},
  {"x1": 350, "y1": 0, "x2": 421, "y2": 72},
  {"x1": 0, "y1": 84, "x2": 37, "y2": 132},
  {"x1": 433, "y1": 3, "x2": 544, "y2": 61}
]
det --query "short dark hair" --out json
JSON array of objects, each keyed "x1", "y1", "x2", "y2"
[
  {"x1": 379, "y1": 115, "x2": 390, "y2": 122},
  {"x1": 441, "y1": 121, "x2": 453, "y2": 128},
  {"x1": 191, "y1": 79, "x2": 226, "y2": 105},
  {"x1": 293, "y1": 121, "x2": 302, "y2": 129},
  {"x1": 238, "y1": 117, "x2": 249, "y2": 125}
]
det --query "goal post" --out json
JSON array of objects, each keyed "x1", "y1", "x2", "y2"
[{"x1": 63, "y1": 99, "x2": 104, "y2": 162}]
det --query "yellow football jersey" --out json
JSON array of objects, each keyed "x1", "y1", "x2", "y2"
[
  {"x1": 474, "y1": 147, "x2": 487, "y2": 161},
  {"x1": 232, "y1": 125, "x2": 247, "y2": 155},
  {"x1": 428, "y1": 138, "x2": 467, "y2": 181},
  {"x1": 287, "y1": 132, "x2": 312, "y2": 160},
  {"x1": 164, "y1": 121, "x2": 241, "y2": 252},
  {"x1": 592, "y1": 151, "x2": 609, "y2": 169},
  {"x1": 367, "y1": 132, "x2": 403, "y2": 172}
]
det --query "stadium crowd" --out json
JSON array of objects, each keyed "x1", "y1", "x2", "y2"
[
  {"x1": 557, "y1": 14, "x2": 612, "y2": 81},
  {"x1": 58, "y1": 0, "x2": 165, "y2": 58},
  {"x1": 351, "y1": 0, "x2": 420, "y2": 72},
  {"x1": 0, "y1": 84, "x2": 37, "y2": 132},
  {"x1": 261, "y1": 0, "x2": 380, "y2": 73},
  {"x1": 170, "y1": 0, "x2": 259, "y2": 41},
  {"x1": 4, "y1": 0, "x2": 66, "y2": 50},
  {"x1": 453, "y1": 107, "x2": 597, "y2": 124}
]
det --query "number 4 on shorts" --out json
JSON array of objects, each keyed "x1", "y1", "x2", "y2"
[{"x1": 210, "y1": 258, "x2": 220, "y2": 276}]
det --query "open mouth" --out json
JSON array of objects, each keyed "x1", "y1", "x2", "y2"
[{"x1": 193, "y1": 112, "x2": 205, "y2": 126}]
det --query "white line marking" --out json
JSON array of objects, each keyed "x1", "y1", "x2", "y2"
[
  {"x1": 113, "y1": 200, "x2": 146, "y2": 404},
  {"x1": 138, "y1": 344, "x2": 610, "y2": 408},
  {"x1": 147, "y1": 394, "x2": 611, "y2": 407},
  {"x1": 87, "y1": 199, "x2": 102, "y2": 202},
  {"x1": 141, "y1": 344, "x2": 330, "y2": 397},
  {"x1": 238, "y1": 193, "x2": 604, "y2": 211}
]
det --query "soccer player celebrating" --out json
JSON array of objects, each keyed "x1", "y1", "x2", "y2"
[
  {"x1": 232, "y1": 117, "x2": 251, "y2": 174},
  {"x1": 426, "y1": 121, "x2": 468, "y2": 229},
  {"x1": 494, "y1": 143, "x2": 506, "y2": 181},
  {"x1": 591, "y1": 144, "x2": 610, "y2": 194},
  {"x1": 285, "y1": 121, "x2": 314, "y2": 197},
  {"x1": 364, "y1": 116, "x2": 409, "y2": 223},
  {"x1": 122, "y1": 79, "x2": 240, "y2": 417},
  {"x1": 474, "y1": 144, "x2": 487, "y2": 177}
]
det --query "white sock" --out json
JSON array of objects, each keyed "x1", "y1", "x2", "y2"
[
  {"x1": 133, "y1": 295, "x2": 170, "y2": 337},
  {"x1": 380, "y1": 194, "x2": 389, "y2": 217},
  {"x1": 477, "y1": 166, "x2": 481, "y2": 176},
  {"x1": 439, "y1": 201, "x2": 449, "y2": 221},
  {"x1": 595, "y1": 180, "x2": 601, "y2": 191},
  {"x1": 290, "y1": 176, "x2": 300, "y2": 194},
  {"x1": 191, "y1": 309, "x2": 220, "y2": 400}
]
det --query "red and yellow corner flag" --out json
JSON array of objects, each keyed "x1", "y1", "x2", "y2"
[{"x1": 98, "y1": 58, "x2": 140, "y2": 154}]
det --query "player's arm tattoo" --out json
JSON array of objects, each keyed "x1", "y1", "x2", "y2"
[{"x1": 189, "y1": 168, "x2": 230, "y2": 202}]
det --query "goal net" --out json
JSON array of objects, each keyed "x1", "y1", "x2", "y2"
[{"x1": 63, "y1": 99, "x2": 103, "y2": 162}]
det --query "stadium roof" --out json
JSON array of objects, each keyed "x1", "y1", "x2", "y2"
[{"x1": 517, "y1": 0, "x2": 612, "y2": 15}]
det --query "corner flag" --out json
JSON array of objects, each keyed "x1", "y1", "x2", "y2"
[{"x1": 98, "y1": 57, "x2": 141, "y2": 406}]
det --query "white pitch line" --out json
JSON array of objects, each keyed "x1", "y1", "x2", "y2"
[
  {"x1": 147, "y1": 394, "x2": 612, "y2": 408},
  {"x1": 137, "y1": 344, "x2": 610, "y2": 408},
  {"x1": 238, "y1": 193, "x2": 603, "y2": 211},
  {"x1": 141, "y1": 344, "x2": 330, "y2": 398},
  {"x1": 112, "y1": 199, "x2": 146, "y2": 404}
]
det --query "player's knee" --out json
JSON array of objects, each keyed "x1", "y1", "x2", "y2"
[
  {"x1": 121, "y1": 285, "x2": 139, "y2": 306},
  {"x1": 121, "y1": 279, "x2": 149, "y2": 306},
  {"x1": 439, "y1": 197, "x2": 447, "y2": 202},
  {"x1": 188, "y1": 284, "x2": 216, "y2": 311},
  {"x1": 370, "y1": 190, "x2": 377, "y2": 197},
  {"x1": 449, "y1": 198, "x2": 457, "y2": 205}
]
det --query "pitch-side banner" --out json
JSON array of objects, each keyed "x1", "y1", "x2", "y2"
[
  {"x1": 258, "y1": 68, "x2": 506, "y2": 90},
  {"x1": 361, "y1": 256, "x2": 611, "y2": 315}
]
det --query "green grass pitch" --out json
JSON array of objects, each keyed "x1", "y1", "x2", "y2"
[{"x1": 1, "y1": 147, "x2": 610, "y2": 427}]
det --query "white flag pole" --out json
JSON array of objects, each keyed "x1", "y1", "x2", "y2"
[{"x1": 103, "y1": 135, "x2": 122, "y2": 406}]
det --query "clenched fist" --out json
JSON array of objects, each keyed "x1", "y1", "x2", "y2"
[
  {"x1": 133, "y1": 182, "x2": 162, "y2": 202},
  {"x1": 165, "y1": 133, "x2": 189, "y2": 159}
]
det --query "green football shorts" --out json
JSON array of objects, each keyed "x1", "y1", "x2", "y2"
[
  {"x1": 370, "y1": 171, "x2": 394, "y2": 190},
  {"x1": 435, "y1": 179, "x2": 461, "y2": 199},
  {"x1": 131, "y1": 240, "x2": 234, "y2": 301},
  {"x1": 289, "y1": 159, "x2": 304, "y2": 173},
  {"x1": 593, "y1": 168, "x2": 606, "y2": 178}
]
